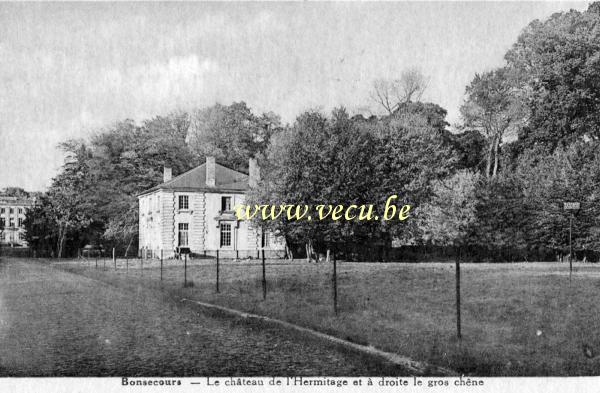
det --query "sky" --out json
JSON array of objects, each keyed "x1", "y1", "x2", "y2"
[{"x1": 0, "y1": 1, "x2": 590, "y2": 191}]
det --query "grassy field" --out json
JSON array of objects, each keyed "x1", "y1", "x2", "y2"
[{"x1": 56, "y1": 256, "x2": 600, "y2": 376}]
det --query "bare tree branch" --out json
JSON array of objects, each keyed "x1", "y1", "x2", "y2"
[{"x1": 370, "y1": 68, "x2": 429, "y2": 114}]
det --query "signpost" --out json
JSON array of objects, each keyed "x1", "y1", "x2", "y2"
[
  {"x1": 564, "y1": 202, "x2": 580, "y2": 210},
  {"x1": 564, "y1": 202, "x2": 580, "y2": 277},
  {"x1": 456, "y1": 249, "x2": 461, "y2": 340}
]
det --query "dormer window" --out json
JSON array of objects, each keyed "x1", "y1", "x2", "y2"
[{"x1": 221, "y1": 196, "x2": 232, "y2": 212}]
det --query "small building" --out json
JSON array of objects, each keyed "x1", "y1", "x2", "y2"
[
  {"x1": 137, "y1": 157, "x2": 285, "y2": 258},
  {"x1": 0, "y1": 195, "x2": 35, "y2": 247}
]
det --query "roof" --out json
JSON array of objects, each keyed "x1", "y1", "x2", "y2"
[
  {"x1": 0, "y1": 196, "x2": 36, "y2": 206},
  {"x1": 139, "y1": 163, "x2": 249, "y2": 197}
]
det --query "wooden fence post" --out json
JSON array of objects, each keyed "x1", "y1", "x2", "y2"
[
  {"x1": 103, "y1": 250, "x2": 106, "y2": 270},
  {"x1": 95, "y1": 252, "x2": 98, "y2": 269},
  {"x1": 456, "y1": 247, "x2": 462, "y2": 340},
  {"x1": 262, "y1": 249, "x2": 267, "y2": 300},
  {"x1": 333, "y1": 249, "x2": 338, "y2": 315},
  {"x1": 141, "y1": 248, "x2": 144, "y2": 276},
  {"x1": 126, "y1": 253, "x2": 128, "y2": 273},
  {"x1": 184, "y1": 253, "x2": 188, "y2": 287},
  {"x1": 216, "y1": 249, "x2": 220, "y2": 293},
  {"x1": 113, "y1": 247, "x2": 116, "y2": 270},
  {"x1": 160, "y1": 249, "x2": 163, "y2": 281}
]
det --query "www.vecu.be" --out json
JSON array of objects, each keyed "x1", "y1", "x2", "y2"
[{"x1": 234, "y1": 194, "x2": 411, "y2": 222}]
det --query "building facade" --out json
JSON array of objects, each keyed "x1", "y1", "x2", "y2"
[
  {"x1": 0, "y1": 196, "x2": 34, "y2": 247},
  {"x1": 138, "y1": 157, "x2": 285, "y2": 258}
]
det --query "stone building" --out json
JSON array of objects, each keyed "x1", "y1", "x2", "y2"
[
  {"x1": 138, "y1": 157, "x2": 285, "y2": 258},
  {"x1": 0, "y1": 195, "x2": 35, "y2": 247}
]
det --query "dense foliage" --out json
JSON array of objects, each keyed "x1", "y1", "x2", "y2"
[{"x1": 23, "y1": 3, "x2": 600, "y2": 260}]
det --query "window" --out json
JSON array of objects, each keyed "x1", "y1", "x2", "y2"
[
  {"x1": 178, "y1": 223, "x2": 189, "y2": 246},
  {"x1": 221, "y1": 196, "x2": 232, "y2": 212},
  {"x1": 220, "y1": 223, "x2": 232, "y2": 247},
  {"x1": 0, "y1": 208, "x2": 4, "y2": 214},
  {"x1": 148, "y1": 197, "x2": 153, "y2": 213},
  {"x1": 0, "y1": 218, "x2": 4, "y2": 228},
  {"x1": 18, "y1": 208, "x2": 23, "y2": 215},
  {"x1": 261, "y1": 230, "x2": 270, "y2": 248},
  {"x1": 18, "y1": 218, "x2": 23, "y2": 227},
  {"x1": 19, "y1": 233, "x2": 25, "y2": 241},
  {"x1": 9, "y1": 218, "x2": 14, "y2": 227},
  {"x1": 9, "y1": 208, "x2": 14, "y2": 214},
  {"x1": 178, "y1": 195, "x2": 189, "y2": 210}
]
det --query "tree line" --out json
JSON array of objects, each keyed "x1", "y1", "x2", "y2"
[{"x1": 24, "y1": 3, "x2": 600, "y2": 260}]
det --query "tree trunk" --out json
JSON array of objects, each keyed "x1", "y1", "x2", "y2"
[
  {"x1": 492, "y1": 136, "x2": 500, "y2": 178},
  {"x1": 57, "y1": 226, "x2": 66, "y2": 259},
  {"x1": 285, "y1": 240, "x2": 294, "y2": 260},
  {"x1": 55, "y1": 229, "x2": 61, "y2": 258},
  {"x1": 485, "y1": 138, "x2": 494, "y2": 179},
  {"x1": 124, "y1": 237, "x2": 133, "y2": 258},
  {"x1": 306, "y1": 240, "x2": 316, "y2": 263}
]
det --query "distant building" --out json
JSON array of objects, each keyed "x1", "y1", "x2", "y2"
[
  {"x1": 0, "y1": 195, "x2": 35, "y2": 247},
  {"x1": 138, "y1": 157, "x2": 285, "y2": 258}
]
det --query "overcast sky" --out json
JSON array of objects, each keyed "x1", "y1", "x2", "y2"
[{"x1": 0, "y1": 1, "x2": 590, "y2": 191}]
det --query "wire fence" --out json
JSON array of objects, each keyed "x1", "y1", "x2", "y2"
[
  {"x1": 137, "y1": 248, "x2": 287, "y2": 260},
  {"x1": 74, "y1": 247, "x2": 340, "y2": 312},
  {"x1": 20, "y1": 246, "x2": 600, "y2": 374}
]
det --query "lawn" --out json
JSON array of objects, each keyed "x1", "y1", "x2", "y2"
[{"x1": 56, "y1": 256, "x2": 600, "y2": 376}]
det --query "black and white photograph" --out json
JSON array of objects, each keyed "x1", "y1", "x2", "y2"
[{"x1": 1, "y1": 1, "x2": 600, "y2": 391}]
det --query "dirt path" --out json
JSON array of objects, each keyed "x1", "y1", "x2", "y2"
[{"x1": 0, "y1": 258, "x2": 407, "y2": 376}]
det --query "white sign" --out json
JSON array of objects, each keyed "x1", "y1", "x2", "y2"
[{"x1": 564, "y1": 202, "x2": 580, "y2": 210}]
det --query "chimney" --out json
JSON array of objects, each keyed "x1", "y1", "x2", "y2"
[
  {"x1": 249, "y1": 158, "x2": 260, "y2": 188},
  {"x1": 206, "y1": 156, "x2": 216, "y2": 187},
  {"x1": 163, "y1": 167, "x2": 172, "y2": 183}
]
